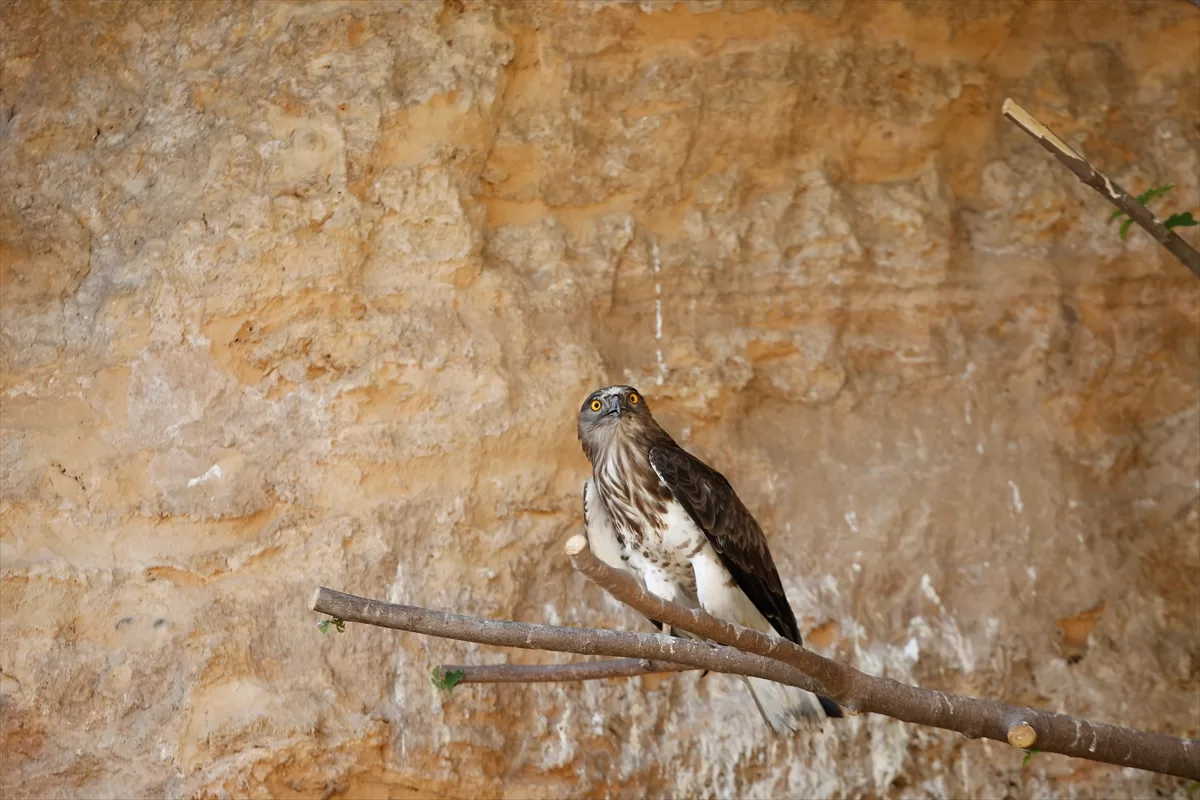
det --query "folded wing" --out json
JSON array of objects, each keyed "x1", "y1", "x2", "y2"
[{"x1": 648, "y1": 445, "x2": 801, "y2": 644}]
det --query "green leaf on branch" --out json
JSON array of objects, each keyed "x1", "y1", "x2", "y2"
[
  {"x1": 1108, "y1": 184, "x2": 1175, "y2": 225},
  {"x1": 1119, "y1": 218, "x2": 1135, "y2": 241},
  {"x1": 317, "y1": 617, "x2": 346, "y2": 635},
  {"x1": 1164, "y1": 211, "x2": 1198, "y2": 231},
  {"x1": 431, "y1": 666, "x2": 466, "y2": 692},
  {"x1": 1022, "y1": 747, "x2": 1041, "y2": 766},
  {"x1": 1136, "y1": 184, "x2": 1174, "y2": 206}
]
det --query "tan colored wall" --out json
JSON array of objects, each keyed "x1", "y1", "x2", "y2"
[{"x1": 2, "y1": 1, "x2": 1198, "y2": 797}]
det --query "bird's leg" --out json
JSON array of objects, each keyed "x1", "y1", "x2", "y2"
[{"x1": 651, "y1": 617, "x2": 709, "y2": 676}]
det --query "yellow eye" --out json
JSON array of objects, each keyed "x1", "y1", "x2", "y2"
[
  {"x1": 628, "y1": 393, "x2": 639, "y2": 405},
  {"x1": 590, "y1": 399, "x2": 602, "y2": 412}
]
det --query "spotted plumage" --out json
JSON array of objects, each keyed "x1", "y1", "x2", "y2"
[{"x1": 578, "y1": 385, "x2": 842, "y2": 733}]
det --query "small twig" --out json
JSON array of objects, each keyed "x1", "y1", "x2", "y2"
[
  {"x1": 439, "y1": 658, "x2": 694, "y2": 684},
  {"x1": 1002, "y1": 98, "x2": 1200, "y2": 279}
]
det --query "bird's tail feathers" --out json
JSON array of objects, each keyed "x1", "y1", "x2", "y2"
[{"x1": 743, "y1": 676, "x2": 831, "y2": 734}]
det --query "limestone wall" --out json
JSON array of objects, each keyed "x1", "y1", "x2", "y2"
[{"x1": 1, "y1": 1, "x2": 1197, "y2": 797}]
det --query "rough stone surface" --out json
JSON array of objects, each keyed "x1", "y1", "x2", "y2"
[{"x1": 2, "y1": 1, "x2": 1198, "y2": 797}]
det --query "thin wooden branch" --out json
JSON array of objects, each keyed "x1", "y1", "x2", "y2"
[
  {"x1": 562, "y1": 536, "x2": 1200, "y2": 780},
  {"x1": 440, "y1": 658, "x2": 694, "y2": 684},
  {"x1": 1002, "y1": 98, "x2": 1200, "y2": 279},
  {"x1": 310, "y1": 587, "x2": 832, "y2": 695}
]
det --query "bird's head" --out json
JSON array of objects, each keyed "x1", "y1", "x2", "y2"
[{"x1": 577, "y1": 385, "x2": 655, "y2": 458}]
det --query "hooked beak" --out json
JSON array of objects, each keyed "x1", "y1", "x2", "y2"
[{"x1": 606, "y1": 397, "x2": 623, "y2": 418}]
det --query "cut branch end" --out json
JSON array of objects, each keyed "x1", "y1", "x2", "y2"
[
  {"x1": 565, "y1": 535, "x2": 588, "y2": 556},
  {"x1": 1008, "y1": 722, "x2": 1037, "y2": 749},
  {"x1": 1002, "y1": 98, "x2": 1082, "y2": 161}
]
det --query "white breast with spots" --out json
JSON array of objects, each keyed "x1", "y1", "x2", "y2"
[{"x1": 624, "y1": 499, "x2": 708, "y2": 607}]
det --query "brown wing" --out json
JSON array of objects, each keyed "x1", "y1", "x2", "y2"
[{"x1": 649, "y1": 444, "x2": 801, "y2": 644}]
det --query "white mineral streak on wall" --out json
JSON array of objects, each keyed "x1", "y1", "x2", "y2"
[
  {"x1": 651, "y1": 237, "x2": 666, "y2": 386},
  {"x1": 186, "y1": 464, "x2": 223, "y2": 487},
  {"x1": 1009, "y1": 480, "x2": 1025, "y2": 514}
]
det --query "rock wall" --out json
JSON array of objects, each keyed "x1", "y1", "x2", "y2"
[{"x1": 2, "y1": 1, "x2": 1198, "y2": 797}]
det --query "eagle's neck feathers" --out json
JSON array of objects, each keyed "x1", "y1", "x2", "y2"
[{"x1": 586, "y1": 415, "x2": 676, "y2": 545}]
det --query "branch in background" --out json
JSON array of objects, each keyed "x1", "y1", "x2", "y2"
[
  {"x1": 439, "y1": 658, "x2": 694, "y2": 684},
  {"x1": 1002, "y1": 98, "x2": 1200, "y2": 279},
  {"x1": 311, "y1": 537, "x2": 1200, "y2": 781}
]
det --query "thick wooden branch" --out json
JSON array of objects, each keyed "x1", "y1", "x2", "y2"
[
  {"x1": 564, "y1": 537, "x2": 852, "y2": 703},
  {"x1": 439, "y1": 658, "x2": 694, "y2": 684},
  {"x1": 311, "y1": 538, "x2": 1200, "y2": 780},
  {"x1": 562, "y1": 536, "x2": 1199, "y2": 780},
  {"x1": 1002, "y1": 98, "x2": 1200, "y2": 279}
]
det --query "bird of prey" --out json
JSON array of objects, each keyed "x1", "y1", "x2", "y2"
[{"x1": 578, "y1": 384, "x2": 841, "y2": 733}]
